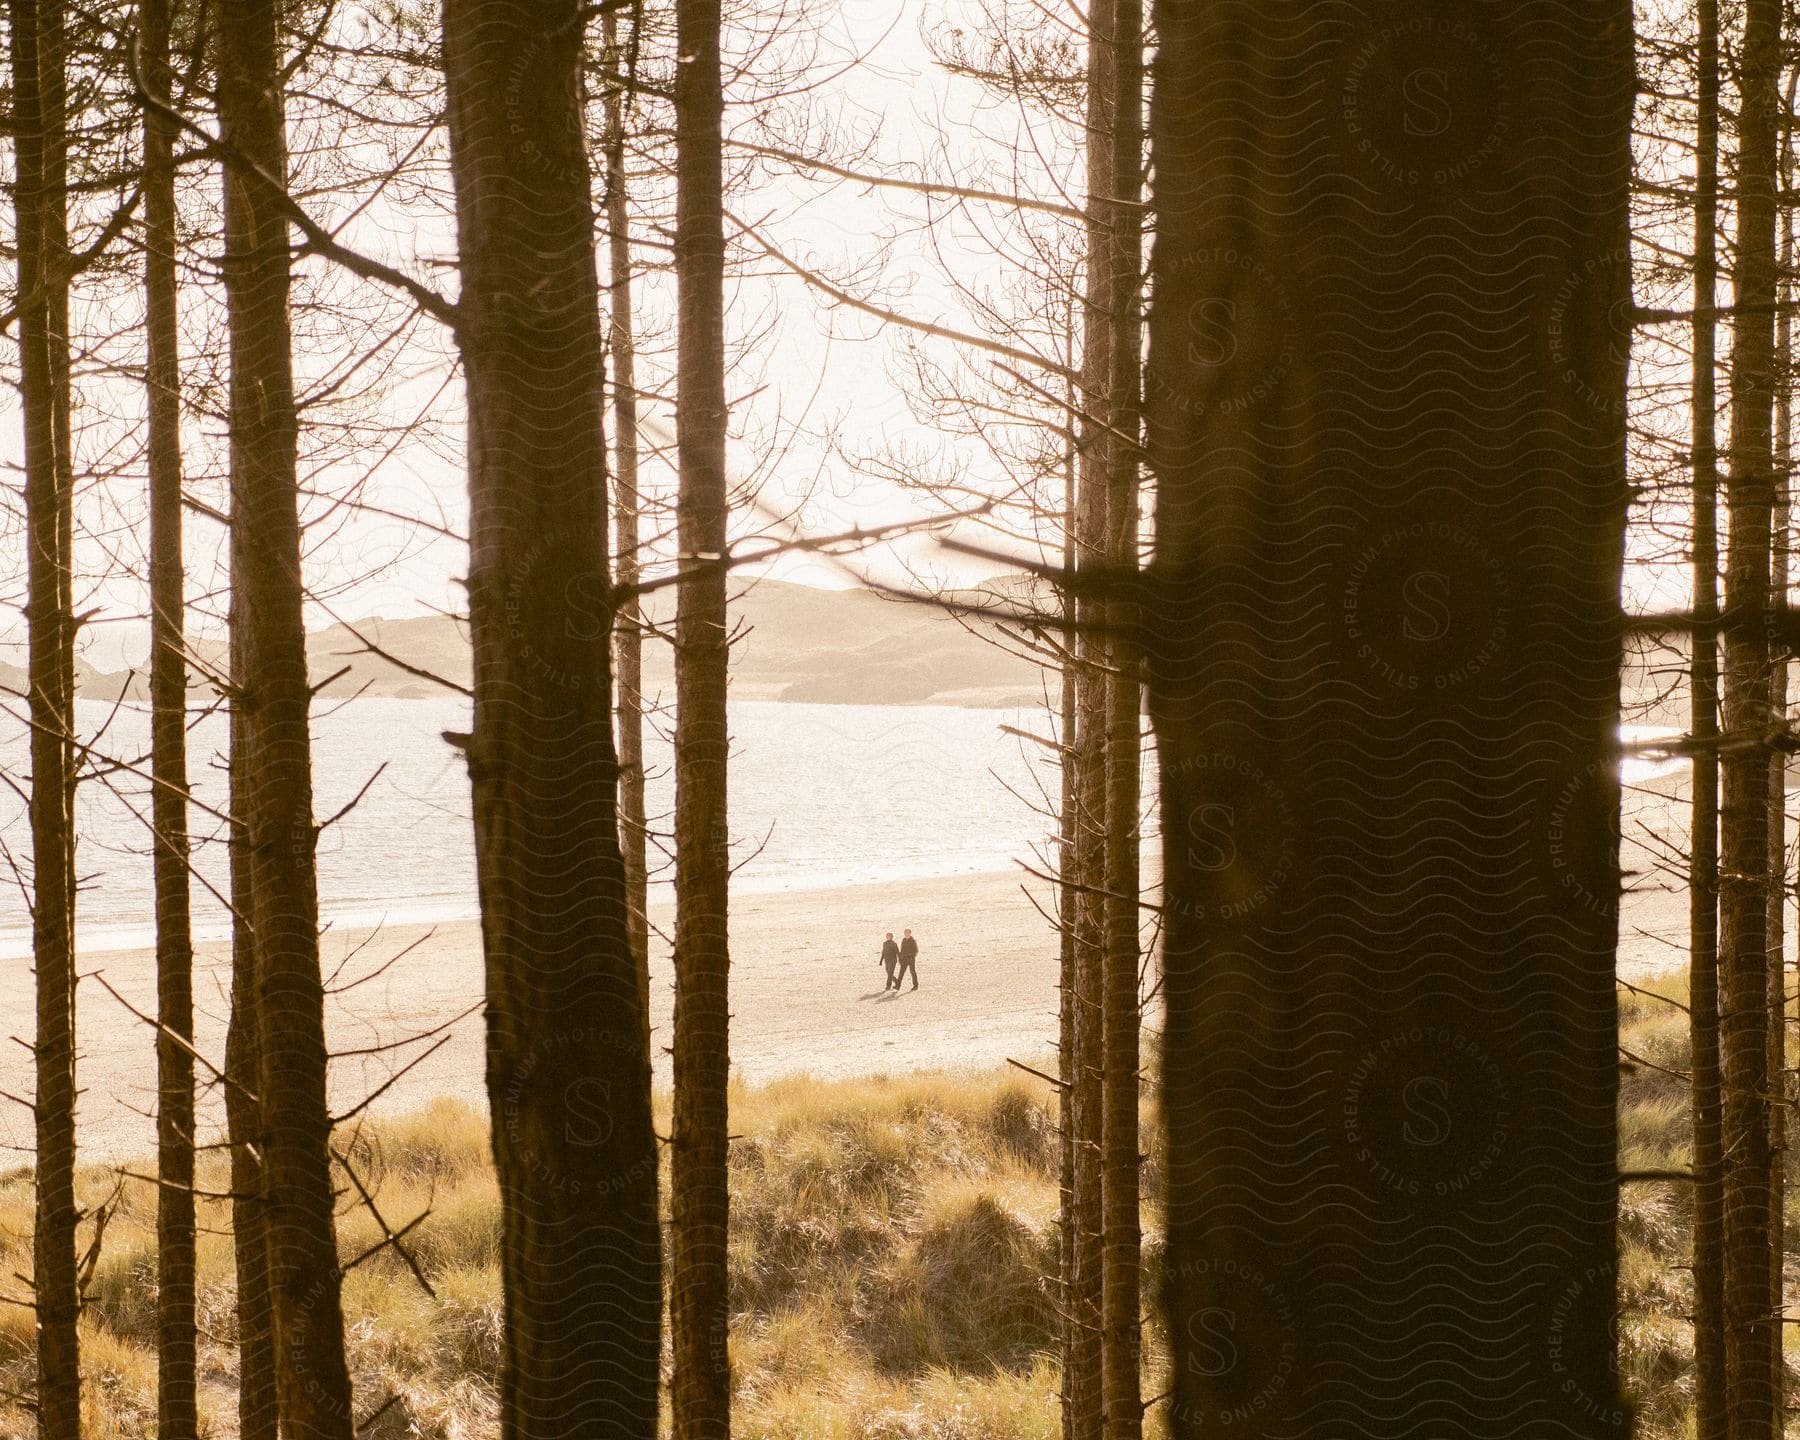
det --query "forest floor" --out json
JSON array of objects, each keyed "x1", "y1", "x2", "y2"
[{"x1": 0, "y1": 966, "x2": 1753, "y2": 1438}]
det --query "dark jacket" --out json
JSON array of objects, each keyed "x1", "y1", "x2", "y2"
[
  {"x1": 899, "y1": 936, "x2": 918, "y2": 961},
  {"x1": 881, "y1": 939, "x2": 900, "y2": 966}
]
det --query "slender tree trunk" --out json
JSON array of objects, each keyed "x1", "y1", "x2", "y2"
[
  {"x1": 1722, "y1": 2, "x2": 1784, "y2": 1435},
  {"x1": 1058, "y1": 410, "x2": 1079, "y2": 1440},
  {"x1": 443, "y1": 3, "x2": 662, "y2": 1433},
  {"x1": 1691, "y1": 0, "x2": 1729, "y2": 1431},
  {"x1": 1146, "y1": 1, "x2": 1630, "y2": 1430},
  {"x1": 226, "y1": 439, "x2": 276, "y2": 1439},
  {"x1": 225, "y1": 707, "x2": 278, "y2": 1440},
  {"x1": 1099, "y1": 0, "x2": 1143, "y2": 1433},
  {"x1": 216, "y1": 4, "x2": 355, "y2": 1434},
  {"x1": 603, "y1": 4, "x2": 651, "y2": 1012},
  {"x1": 1066, "y1": 7, "x2": 1112, "y2": 1417},
  {"x1": 671, "y1": 0, "x2": 733, "y2": 1431},
  {"x1": 12, "y1": 0, "x2": 79, "y2": 1431},
  {"x1": 1771, "y1": 80, "x2": 1796, "y2": 1420},
  {"x1": 141, "y1": 0, "x2": 197, "y2": 1433}
]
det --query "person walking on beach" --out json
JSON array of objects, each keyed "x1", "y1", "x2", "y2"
[
  {"x1": 880, "y1": 932, "x2": 900, "y2": 990},
  {"x1": 896, "y1": 929, "x2": 919, "y2": 991}
]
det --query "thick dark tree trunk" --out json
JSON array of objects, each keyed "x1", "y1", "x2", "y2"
[
  {"x1": 671, "y1": 0, "x2": 733, "y2": 1431},
  {"x1": 1721, "y1": 3, "x2": 1784, "y2": 1435},
  {"x1": 1145, "y1": 4, "x2": 1631, "y2": 1433},
  {"x1": 1690, "y1": 1, "x2": 1728, "y2": 1433},
  {"x1": 12, "y1": 0, "x2": 79, "y2": 1432},
  {"x1": 603, "y1": 4, "x2": 651, "y2": 1010},
  {"x1": 141, "y1": 0, "x2": 198, "y2": 1433},
  {"x1": 442, "y1": 3, "x2": 662, "y2": 1434},
  {"x1": 1099, "y1": 0, "x2": 1143, "y2": 1433},
  {"x1": 216, "y1": 3, "x2": 355, "y2": 1434}
]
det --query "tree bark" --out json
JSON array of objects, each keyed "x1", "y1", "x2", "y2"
[
  {"x1": 1145, "y1": 3, "x2": 1631, "y2": 1432},
  {"x1": 442, "y1": 3, "x2": 662, "y2": 1433},
  {"x1": 1770, "y1": 81, "x2": 1794, "y2": 1425},
  {"x1": 1058, "y1": 412, "x2": 1079, "y2": 1440},
  {"x1": 1100, "y1": 0, "x2": 1143, "y2": 1433},
  {"x1": 216, "y1": 3, "x2": 356, "y2": 1433},
  {"x1": 141, "y1": 0, "x2": 198, "y2": 1432},
  {"x1": 225, "y1": 704, "x2": 278, "y2": 1440},
  {"x1": 1690, "y1": 0, "x2": 1728, "y2": 1433},
  {"x1": 603, "y1": 3, "x2": 651, "y2": 1018},
  {"x1": 1065, "y1": 12, "x2": 1116, "y2": 1436},
  {"x1": 227, "y1": 478, "x2": 276, "y2": 1440},
  {"x1": 1722, "y1": 2, "x2": 1784, "y2": 1435},
  {"x1": 671, "y1": 0, "x2": 733, "y2": 1432},
  {"x1": 12, "y1": 0, "x2": 80, "y2": 1431}
]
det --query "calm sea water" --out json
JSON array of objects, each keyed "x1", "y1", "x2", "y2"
[
  {"x1": 0, "y1": 696, "x2": 1060, "y2": 958},
  {"x1": 0, "y1": 696, "x2": 1689, "y2": 963}
]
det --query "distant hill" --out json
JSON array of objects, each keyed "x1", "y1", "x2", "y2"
[
  {"x1": 3, "y1": 579, "x2": 1051, "y2": 710},
  {"x1": 0, "y1": 595, "x2": 1737, "y2": 725}
]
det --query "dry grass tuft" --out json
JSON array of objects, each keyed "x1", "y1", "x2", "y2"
[{"x1": 0, "y1": 1008, "x2": 1709, "y2": 1439}]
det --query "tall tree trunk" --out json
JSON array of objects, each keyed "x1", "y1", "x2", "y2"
[
  {"x1": 141, "y1": 0, "x2": 197, "y2": 1433},
  {"x1": 225, "y1": 710, "x2": 278, "y2": 1440},
  {"x1": 216, "y1": 3, "x2": 355, "y2": 1434},
  {"x1": 12, "y1": 0, "x2": 79, "y2": 1431},
  {"x1": 1771, "y1": 76, "x2": 1795, "y2": 1422},
  {"x1": 1722, "y1": 2, "x2": 1784, "y2": 1435},
  {"x1": 1690, "y1": 0, "x2": 1729, "y2": 1432},
  {"x1": 442, "y1": 3, "x2": 662, "y2": 1434},
  {"x1": 671, "y1": 0, "x2": 733, "y2": 1432},
  {"x1": 603, "y1": 4, "x2": 651, "y2": 1014},
  {"x1": 1058, "y1": 413, "x2": 1080, "y2": 1440},
  {"x1": 226, "y1": 456, "x2": 276, "y2": 1439},
  {"x1": 1099, "y1": 0, "x2": 1143, "y2": 1433},
  {"x1": 1145, "y1": 2, "x2": 1630, "y2": 1432},
  {"x1": 1066, "y1": 12, "x2": 1114, "y2": 1436}
]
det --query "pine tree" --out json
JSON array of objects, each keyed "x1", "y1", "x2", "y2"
[
  {"x1": 11, "y1": 0, "x2": 81, "y2": 1429},
  {"x1": 140, "y1": 0, "x2": 198, "y2": 1431},
  {"x1": 1099, "y1": 0, "x2": 1144, "y2": 1431},
  {"x1": 1688, "y1": 1, "x2": 1728, "y2": 1433},
  {"x1": 1719, "y1": 1, "x2": 1785, "y2": 1433},
  {"x1": 1146, "y1": 0, "x2": 1632, "y2": 1428},
  {"x1": 671, "y1": 0, "x2": 734, "y2": 1430},
  {"x1": 442, "y1": 2, "x2": 662, "y2": 1431},
  {"x1": 216, "y1": 0, "x2": 355, "y2": 1430}
]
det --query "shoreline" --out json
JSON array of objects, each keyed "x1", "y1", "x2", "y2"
[
  {"x1": 3, "y1": 867, "x2": 1063, "y2": 1165},
  {"x1": 0, "y1": 849, "x2": 1700, "y2": 1166},
  {"x1": 0, "y1": 859, "x2": 1046, "y2": 967}
]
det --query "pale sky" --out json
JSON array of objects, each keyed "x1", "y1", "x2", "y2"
[
  {"x1": 0, "y1": 0, "x2": 1702, "y2": 675},
  {"x1": 0, "y1": 0, "x2": 1083, "y2": 669}
]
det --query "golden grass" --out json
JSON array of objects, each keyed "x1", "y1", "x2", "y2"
[
  {"x1": 0, "y1": 995, "x2": 1713, "y2": 1438},
  {"x1": 0, "y1": 1066, "x2": 1074, "y2": 1438}
]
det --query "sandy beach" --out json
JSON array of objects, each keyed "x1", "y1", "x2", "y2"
[
  {"x1": 2, "y1": 867, "x2": 1064, "y2": 1165},
  {"x1": 0, "y1": 828, "x2": 1696, "y2": 1168}
]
